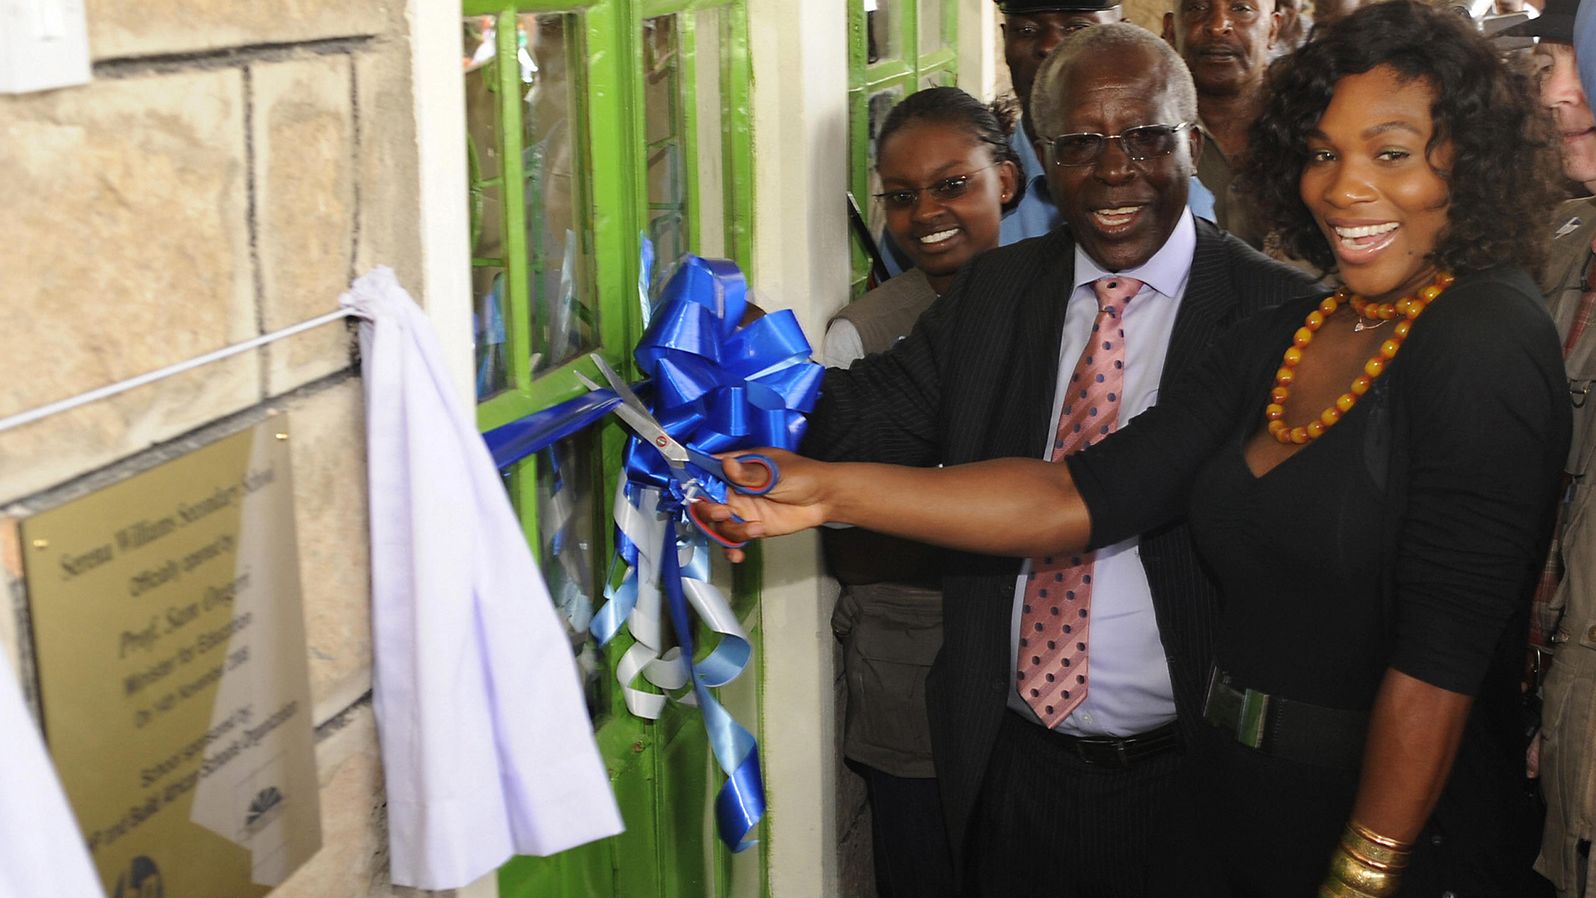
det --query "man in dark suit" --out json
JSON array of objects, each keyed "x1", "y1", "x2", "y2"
[{"x1": 802, "y1": 25, "x2": 1318, "y2": 897}]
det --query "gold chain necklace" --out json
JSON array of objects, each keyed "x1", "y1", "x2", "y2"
[{"x1": 1265, "y1": 271, "x2": 1455, "y2": 445}]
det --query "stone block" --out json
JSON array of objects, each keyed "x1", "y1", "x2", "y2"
[
  {"x1": 253, "y1": 56, "x2": 359, "y2": 395},
  {"x1": 355, "y1": 41, "x2": 424, "y2": 297},
  {"x1": 86, "y1": 0, "x2": 404, "y2": 61},
  {"x1": 279, "y1": 380, "x2": 373, "y2": 726},
  {"x1": 0, "y1": 71, "x2": 258, "y2": 503}
]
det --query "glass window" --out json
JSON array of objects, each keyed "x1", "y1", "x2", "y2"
[
  {"x1": 692, "y1": 6, "x2": 728, "y2": 260},
  {"x1": 644, "y1": 14, "x2": 688, "y2": 286},
  {"x1": 520, "y1": 13, "x2": 599, "y2": 375},
  {"x1": 918, "y1": 0, "x2": 943, "y2": 57},
  {"x1": 463, "y1": 10, "x2": 600, "y2": 395},
  {"x1": 864, "y1": 86, "x2": 904, "y2": 242},
  {"x1": 472, "y1": 265, "x2": 510, "y2": 397},
  {"x1": 532, "y1": 434, "x2": 604, "y2": 720},
  {"x1": 465, "y1": 16, "x2": 510, "y2": 399},
  {"x1": 866, "y1": 0, "x2": 896, "y2": 64}
]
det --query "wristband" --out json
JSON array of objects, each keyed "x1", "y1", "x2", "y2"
[{"x1": 1317, "y1": 819, "x2": 1413, "y2": 898}]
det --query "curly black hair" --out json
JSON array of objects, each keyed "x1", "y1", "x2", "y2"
[
  {"x1": 1242, "y1": 0, "x2": 1560, "y2": 277},
  {"x1": 877, "y1": 86, "x2": 1026, "y2": 212}
]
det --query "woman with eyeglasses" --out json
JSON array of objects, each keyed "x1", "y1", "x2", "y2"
[
  {"x1": 713, "y1": 4, "x2": 1567, "y2": 894},
  {"x1": 821, "y1": 86, "x2": 1018, "y2": 898},
  {"x1": 823, "y1": 88, "x2": 1021, "y2": 366}
]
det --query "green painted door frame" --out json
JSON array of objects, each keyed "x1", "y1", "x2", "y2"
[{"x1": 459, "y1": 2, "x2": 762, "y2": 895}]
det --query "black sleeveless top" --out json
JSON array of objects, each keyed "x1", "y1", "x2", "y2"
[{"x1": 1067, "y1": 267, "x2": 1569, "y2": 893}]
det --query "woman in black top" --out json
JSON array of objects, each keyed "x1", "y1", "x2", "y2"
[{"x1": 711, "y1": 3, "x2": 1568, "y2": 894}]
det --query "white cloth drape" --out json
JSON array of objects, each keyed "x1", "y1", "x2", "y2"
[
  {"x1": 0, "y1": 661, "x2": 105, "y2": 898},
  {"x1": 343, "y1": 267, "x2": 623, "y2": 891}
]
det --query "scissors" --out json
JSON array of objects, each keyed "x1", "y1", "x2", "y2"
[{"x1": 577, "y1": 354, "x2": 779, "y2": 548}]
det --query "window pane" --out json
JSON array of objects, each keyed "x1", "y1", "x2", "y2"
[
  {"x1": 692, "y1": 6, "x2": 727, "y2": 260},
  {"x1": 644, "y1": 14, "x2": 688, "y2": 286},
  {"x1": 503, "y1": 438, "x2": 605, "y2": 722},
  {"x1": 535, "y1": 434, "x2": 605, "y2": 721},
  {"x1": 865, "y1": 85, "x2": 904, "y2": 241},
  {"x1": 464, "y1": 19, "x2": 502, "y2": 184},
  {"x1": 919, "y1": 0, "x2": 943, "y2": 56},
  {"x1": 464, "y1": 17, "x2": 510, "y2": 399},
  {"x1": 521, "y1": 12, "x2": 599, "y2": 375},
  {"x1": 472, "y1": 265, "x2": 510, "y2": 398},
  {"x1": 865, "y1": 0, "x2": 897, "y2": 64}
]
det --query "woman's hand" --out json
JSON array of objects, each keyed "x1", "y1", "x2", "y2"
[
  {"x1": 701, "y1": 452, "x2": 1095, "y2": 562},
  {"x1": 700, "y1": 449, "x2": 834, "y2": 561}
]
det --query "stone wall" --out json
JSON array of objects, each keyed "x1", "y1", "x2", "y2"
[{"x1": 0, "y1": 1, "x2": 437, "y2": 895}]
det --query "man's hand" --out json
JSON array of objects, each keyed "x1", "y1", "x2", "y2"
[{"x1": 700, "y1": 449, "x2": 833, "y2": 562}]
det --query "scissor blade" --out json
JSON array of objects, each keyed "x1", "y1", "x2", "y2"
[
  {"x1": 582, "y1": 354, "x2": 691, "y2": 468},
  {"x1": 589, "y1": 354, "x2": 648, "y2": 410},
  {"x1": 613, "y1": 405, "x2": 689, "y2": 463}
]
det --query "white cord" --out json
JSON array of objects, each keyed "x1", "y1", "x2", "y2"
[{"x1": 0, "y1": 308, "x2": 357, "y2": 435}]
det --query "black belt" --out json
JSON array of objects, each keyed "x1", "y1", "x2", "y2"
[
  {"x1": 1028, "y1": 718, "x2": 1181, "y2": 769},
  {"x1": 1202, "y1": 667, "x2": 1367, "y2": 771}
]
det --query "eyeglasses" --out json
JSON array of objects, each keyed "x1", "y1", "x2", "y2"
[
  {"x1": 873, "y1": 164, "x2": 998, "y2": 210},
  {"x1": 1045, "y1": 122, "x2": 1196, "y2": 167}
]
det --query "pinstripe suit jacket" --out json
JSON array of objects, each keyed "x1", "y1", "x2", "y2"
[{"x1": 803, "y1": 219, "x2": 1320, "y2": 860}]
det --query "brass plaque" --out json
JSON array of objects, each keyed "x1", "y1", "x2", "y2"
[{"x1": 20, "y1": 419, "x2": 321, "y2": 896}]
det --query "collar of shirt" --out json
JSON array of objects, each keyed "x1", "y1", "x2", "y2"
[
  {"x1": 1197, "y1": 122, "x2": 1232, "y2": 170},
  {"x1": 1071, "y1": 208, "x2": 1197, "y2": 302}
]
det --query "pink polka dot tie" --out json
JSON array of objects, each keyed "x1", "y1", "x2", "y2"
[{"x1": 1018, "y1": 275, "x2": 1141, "y2": 729}]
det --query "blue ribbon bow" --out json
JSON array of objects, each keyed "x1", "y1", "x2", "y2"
[
  {"x1": 482, "y1": 254, "x2": 820, "y2": 853},
  {"x1": 622, "y1": 257, "x2": 820, "y2": 507}
]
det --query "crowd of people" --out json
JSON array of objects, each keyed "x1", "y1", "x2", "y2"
[{"x1": 720, "y1": 0, "x2": 1596, "y2": 894}]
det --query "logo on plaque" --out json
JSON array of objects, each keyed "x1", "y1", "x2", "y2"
[{"x1": 112, "y1": 855, "x2": 164, "y2": 898}]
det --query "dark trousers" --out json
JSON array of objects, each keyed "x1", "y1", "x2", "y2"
[
  {"x1": 962, "y1": 711, "x2": 1190, "y2": 898},
  {"x1": 857, "y1": 765, "x2": 959, "y2": 898}
]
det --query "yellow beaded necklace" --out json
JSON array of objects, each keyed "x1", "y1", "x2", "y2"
[{"x1": 1265, "y1": 271, "x2": 1455, "y2": 445}]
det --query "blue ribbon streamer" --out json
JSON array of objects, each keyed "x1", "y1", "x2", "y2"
[
  {"x1": 661, "y1": 527, "x2": 763, "y2": 852},
  {"x1": 589, "y1": 484, "x2": 644, "y2": 648},
  {"x1": 484, "y1": 390, "x2": 620, "y2": 471}
]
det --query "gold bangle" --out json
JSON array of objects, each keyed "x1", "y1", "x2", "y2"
[
  {"x1": 1318, "y1": 877, "x2": 1380, "y2": 898},
  {"x1": 1328, "y1": 848, "x2": 1401, "y2": 896},
  {"x1": 1343, "y1": 821, "x2": 1414, "y2": 872},
  {"x1": 1347, "y1": 819, "x2": 1414, "y2": 852}
]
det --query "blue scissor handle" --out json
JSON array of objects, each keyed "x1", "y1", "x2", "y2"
[
  {"x1": 687, "y1": 500, "x2": 748, "y2": 550},
  {"x1": 685, "y1": 450, "x2": 780, "y2": 497},
  {"x1": 726, "y1": 453, "x2": 779, "y2": 496},
  {"x1": 679, "y1": 452, "x2": 780, "y2": 550}
]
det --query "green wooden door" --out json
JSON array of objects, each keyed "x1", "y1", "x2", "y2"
[{"x1": 459, "y1": 3, "x2": 761, "y2": 896}]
